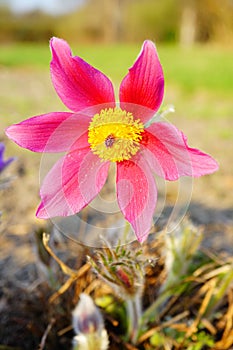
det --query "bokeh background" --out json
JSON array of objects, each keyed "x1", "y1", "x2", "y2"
[{"x1": 0, "y1": 1, "x2": 233, "y2": 348}]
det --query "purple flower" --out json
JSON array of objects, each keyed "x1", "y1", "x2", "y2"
[{"x1": 0, "y1": 142, "x2": 14, "y2": 173}]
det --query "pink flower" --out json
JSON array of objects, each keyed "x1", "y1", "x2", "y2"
[{"x1": 6, "y1": 38, "x2": 218, "y2": 243}]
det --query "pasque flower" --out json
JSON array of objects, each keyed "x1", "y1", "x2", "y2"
[
  {"x1": 72, "y1": 293, "x2": 109, "y2": 350},
  {"x1": 6, "y1": 38, "x2": 218, "y2": 242}
]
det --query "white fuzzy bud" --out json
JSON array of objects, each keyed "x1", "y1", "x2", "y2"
[{"x1": 72, "y1": 294, "x2": 109, "y2": 350}]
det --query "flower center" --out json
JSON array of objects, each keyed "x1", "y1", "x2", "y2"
[{"x1": 88, "y1": 108, "x2": 144, "y2": 162}]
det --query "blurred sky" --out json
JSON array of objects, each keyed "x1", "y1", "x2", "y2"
[{"x1": 2, "y1": 0, "x2": 83, "y2": 15}]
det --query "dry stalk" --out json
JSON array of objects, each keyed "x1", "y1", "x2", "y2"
[{"x1": 42, "y1": 232, "x2": 91, "y2": 303}]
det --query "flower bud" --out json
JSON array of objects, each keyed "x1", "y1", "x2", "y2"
[
  {"x1": 73, "y1": 294, "x2": 103, "y2": 334},
  {"x1": 162, "y1": 219, "x2": 203, "y2": 290},
  {"x1": 89, "y1": 242, "x2": 145, "y2": 300},
  {"x1": 72, "y1": 294, "x2": 109, "y2": 350}
]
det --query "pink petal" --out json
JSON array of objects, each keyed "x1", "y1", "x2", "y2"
[
  {"x1": 50, "y1": 37, "x2": 115, "y2": 112},
  {"x1": 119, "y1": 40, "x2": 164, "y2": 123},
  {"x1": 116, "y1": 154, "x2": 157, "y2": 243},
  {"x1": 5, "y1": 112, "x2": 91, "y2": 153},
  {"x1": 141, "y1": 123, "x2": 218, "y2": 180},
  {"x1": 181, "y1": 132, "x2": 219, "y2": 176},
  {"x1": 37, "y1": 139, "x2": 110, "y2": 218}
]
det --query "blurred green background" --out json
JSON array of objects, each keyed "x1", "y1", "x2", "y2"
[{"x1": 0, "y1": 0, "x2": 233, "y2": 215}]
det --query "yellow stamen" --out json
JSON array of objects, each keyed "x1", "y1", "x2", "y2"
[{"x1": 88, "y1": 108, "x2": 144, "y2": 162}]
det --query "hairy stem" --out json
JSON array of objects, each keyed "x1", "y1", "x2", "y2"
[{"x1": 126, "y1": 293, "x2": 142, "y2": 344}]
